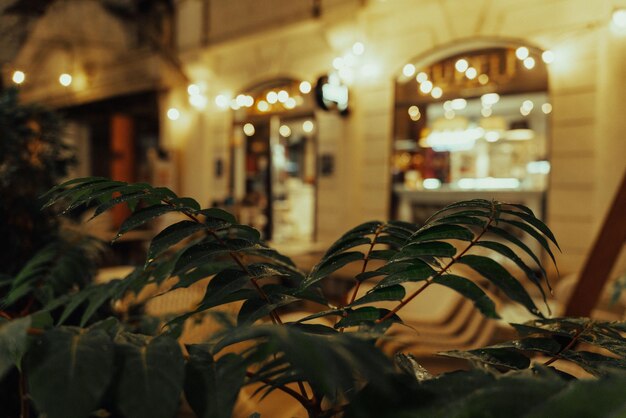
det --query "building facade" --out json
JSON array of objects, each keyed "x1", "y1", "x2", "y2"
[{"x1": 5, "y1": 0, "x2": 626, "y2": 277}]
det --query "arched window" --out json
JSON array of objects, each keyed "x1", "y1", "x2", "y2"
[
  {"x1": 392, "y1": 45, "x2": 551, "y2": 224},
  {"x1": 230, "y1": 78, "x2": 317, "y2": 243}
]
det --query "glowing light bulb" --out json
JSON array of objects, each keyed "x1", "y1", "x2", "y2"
[
  {"x1": 166, "y1": 108, "x2": 180, "y2": 121},
  {"x1": 12, "y1": 70, "x2": 25, "y2": 84},
  {"x1": 267, "y1": 91, "x2": 278, "y2": 104},
  {"x1": 187, "y1": 84, "x2": 200, "y2": 96},
  {"x1": 243, "y1": 123, "x2": 255, "y2": 136},
  {"x1": 478, "y1": 74, "x2": 489, "y2": 85},
  {"x1": 542, "y1": 50, "x2": 555, "y2": 64},
  {"x1": 402, "y1": 63, "x2": 416, "y2": 77},
  {"x1": 481, "y1": 93, "x2": 500, "y2": 106},
  {"x1": 284, "y1": 97, "x2": 296, "y2": 109},
  {"x1": 352, "y1": 42, "x2": 365, "y2": 56},
  {"x1": 465, "y1": 67, "x2": 477, "y2": 79},
  {"x1": 455, "y1": 59, "x2": 469, "y2": 72},
  {"x1": 277, "y1": 90, "x2": 289, "y2": 103},
  {"x1": 481, "y1": 107, "x2": 492, "y2": 118},
  {"x1": 279, "y1": 125, "x2": 291, "y2": 137},
  {"x1": 408, "y1": 105, "x2": 420, "y2": 118},
  {"x1": 523, "y1": 57, "x2": 536, "y2": 69},
  {"x1": 431, "y1": 87, "x2": 443, "y2": 99},
  {"x1": 299, "y1": 81, "x2": 312, "y2": 94},
  {"x1": 419, "y1": 80, "x2": 433, "y2": 94},
  {"x1": 416, "y1": 72, "x2": 428, "y2": 83},
  {"x1": 302, "y1": 120, "x2": 314, "y2": 133},
  {"x1": 215, "y1": 95, "x2": 229, "y2": 109},
  {"x1": 516, "y1": 46, "x2": 529, "y2": 60},
  {"x1": 257, "y1": 100, "x2": 269, "y2": 112},
  {"x1": 542, "y1": 103, "x2": 552, "y2": 114},
  {"x1": 59, "y1": 73, "x2": 72, "y2": 86},
  {"x1": 612, "y1": 9, "x2": 626, "y2": 28}
]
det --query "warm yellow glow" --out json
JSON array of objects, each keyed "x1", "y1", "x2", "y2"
[
  {"x1": 333, "y1": 57, "x2": 344, "y2": 70},
  {"x1": 215, "y1": 94, "x2": 229, "y2": 109},
  {"x1": 515, "y1": 47, "x2": 529, "y2": 60},
  {"x1": 299, "y1": 81, "x2": 312, "y2": 94},
  {"x1": 481, "y1": 107, "x2": 493, "y2": 118},
  {"x1": 542, "y1": 103, "x2": 553, "y2": 114},
  {"x1": 542, "y1": 50, "x2": 555, "y2": 64},
  {"x1": 257, "y1": 100, "x2": 269, "y2": 112},
  {"x1": 352, "y1": 42, "x2": 365, "y2": 56},
  {"x1": 279, "y1": 125, "x2": 291, "y2": 137},
  {"x1": 419, "y1": 80, "x2": 433, "y2": 94},
  {"x1": 402, "y1": 63, "x2": 416, "y2": 77},
  {"x1": 243, "y1": 123, "x2": 255, "y2": 136},
  {"x1": 523, "y1": 57, "x2": 536, "y2": 69},
  {"x1": 267, "y1": 91, "x2": 278, "y2": 104},
  {"x1": 522, "y1": 100, "x2": 534, "y2": 111},
  {"x1": 166, "y1": 108, "x2": 180, "y2": 121},
  {"x1": 481, "y1": 93, "x2": 500, "y2": 106},
  {"x1": 59, "y1": 73, "x2": 72, "y2": 87},
  {"x1": 408, "y1": 105, "x2": 420, "y2": 118},
  {"x1": 189, "y1": 94, "x2": 208, "y2": 109},
  {"x1": 455, "y1": 59, "x2": 469, "y2": 72},
  {"x1": 245, "y1": 95, "x2": 254, "y2": 107},
  {"x1": 612, "y1": 9, "x2": 626, "y2": 28},
  {"x1": 416, "y1": 72, "x2": 428, "y2": 83},
  {"x1": 302, "y1": 120, "x2": 314, "y2": 133},
  {"x1": 465, "y1": 67, "x2": 477, "y2": 79},
  {"x1": 451, "y1": 98, "x2": 467, "y2": 110},
  {"x1": 230, "y1": 100, "x2": 240, "y2": 110},
  {"x1": 444, "y1": 110, "x2": 455, "y2": 120},
  {"x1": 12, "y1": 70, "x2": 25, "y2": 84},
  {"x1": 478, "y1": 74, "x2": 489, "y2": 85},
  {"x1": 431, "y1": 87, "x2": 443, "y2": 99}
]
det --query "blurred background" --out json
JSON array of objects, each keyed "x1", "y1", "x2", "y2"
[{"x1": 2, "y1": 0, "x2": 626, "y2": 369}]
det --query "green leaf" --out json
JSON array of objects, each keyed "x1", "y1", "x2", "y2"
[
  {"x1": 391, "y1": 241, "x2": 457, "y2": 263},
  {"x1": 501, "y1": 209, "x2": 560, "y2": 250},
  {"x1": 441, "y1": 347, "x2": 530, "y2": 370},
  {"x1": 184, "y1": 348, "x2": 246, "y2": 418},
  {"x1": 499, "y1": 219, "x2": 559, "y2": 272},
  {"x1": 376, "y1": 260, "x2": 435, "y2": 289},
  {"x1": 229, "y1": 224, "x2": 261, "y2": 242},
  {"x1": 0, "y1": 317, "x2": 31, "y2": 378},
  {"x1": 25, "y1": 328, "x2": 114, "y2": 418},
  {"x1": 477, "y1": 240, "x2": 548, "y2": 307},
  {"x1": 458, "y1": 255, "x2": 542, "y2": 317},
  {"x1": 350, "y1": 285, "x2": 406, "y2": 307},
  {"x1": 335, "y1": 307, "x2": 399, "y2": 328},
  {"x1": 198, "y1": 207, "x2": 237, "y2": 224},
  {"x1": 91, "y1": 190, "x2": 153, "y2": 219},
  {"x1": 432, "y1": 275, "x2": 499, "y2": 319},
  {"x1": 173, "y1": 242, "x2": 231, "y2": 275},
  {"x1": 114, "y1": 335, "x2": 185, "y2": 418},
  {"x1": 411, "y1": 224, "x2": 474, "y2": 242},
  {"x1": 487, "y1": 225, "x2": 547, "y2": 278},
  {"x1": 148, "y1": 220, "x2": 206, "y2": 261},
  {"x1": 237, "y1": 294, "x2": 299, "y2": 325},
  {"x1": 304, "y1": 251, "x2": 364, "y2": 288},
  {"x1": 116, "y1": 204, "x2": 182, "y2": 239},
  {"x1": 322, "y1": 235, "x2": 372, "y2": 261}
]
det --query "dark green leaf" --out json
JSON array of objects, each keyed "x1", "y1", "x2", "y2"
[
  {"x1": 391, "y1": 241, "x2": 457, "y2": 263},
  {"x1": 499, "y1": 219, "x2": 558, "y2": 272},
  {"x1": 116, "y1": 204, "x2": 181, "y2": 239},
  {"x1": 350, "y1": 285, "x2": 406, "y2": 307},
  {"x1": 184, "y1": 348, "x2": 246, "y2": 418},
  {"x1": 25, "y1": 328, "x2": 114, "y2": 418},
  {"x1": 322, "y1": 235, "x2": 371, "y2": 261},
  {"x1": 0, "y1": 317, "x2": 31, "y2": 378},
  {"x1": 411, "y1": 224, "x2": 474, "y2": 242},
  {"x1": 304, "y1": 251, "x2": 364, "y2": 288},
  {"x1": 376, "y1": 260, "x2": 435, "y2": 289},
  {"x1": 432, "y1": 275, "x2": 499, "y2": 319},
  {"x1": 198, "y1": 208, "x2": 237, "y2": 224},
  {"x1": 148, "y1": 220, "x2": 206, "y2": 261},
  {"x1": 501, "y1": 209, "x2": 560, "y2": 250},
  {"x1": 458, "y1": 255, "x2": 542, "y2": 317},
  {"x1": 335, "y1": 307, "x2": 399, "y2": 328},
  {"x1": 115, "y1": 335, "x2": 185, "y2": 418},
  {"x1": 441, "y1": 347, "x2": 530, "y2": 370}
]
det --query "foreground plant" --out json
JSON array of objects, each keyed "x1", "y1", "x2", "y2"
[{"x1": 1, "y1": 177, "x2": 625, "y2": 418}]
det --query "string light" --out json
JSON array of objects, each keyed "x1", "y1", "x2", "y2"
[
  {"x1": 267, "y1": 91, "x2": 278, "y2": 104},
  {"x1": 257, "y1": 100, "x2": 269, "y2": 112},
  {"x1": 12, "y1": 70, "x2": 25, "y2": 84},
  {"x1": 279, "y1": 125, "x2": 292, "y2": 137},
  {"x1": 612, "y1": 9, "x2": 626, "y2": 28},
  {"x1": 215, "y1": 95, "x2": 229, "y2": 109},
  {"x1": 431, "y1": 87, "x2": 443, "y2": 99},
  {"x1": 465, "y1": 67, "x2": 477, "y2": 79},
  {"x1": 542, "y1": 103, "x2": 553, "y2": 114},
  {"x1": 542, "y1": 50, "x2": 555, "y2": 64},
  {"x1": 455, "y1": 59, "x2": 469, "y2": 72},
  {"x1": 59, "y1": 73, "x2": 72, "y2": 87},
  {"x1": 523, "y1": 57, "x2": 536, "y2": 69},
  {"x1": 187, "y1": 84, "x2": 200, "y2": 96},
  {"x1": 166, "y1": 108, "x2": 180, "y2": 121},
  {"x1": 419, "y1": 80, "x2": 433, "y2": 94},
  {"x1": 299, "y1": 81, "x2": 312, "y2": 94},
  {"x1": 416, "y1": 72, "x2": 428, "y2": 83},
  {"x1": 277, "y1": 90, "x2": 289, "y2": 103},
  {"x1": 402, "y1": 63, "x2": 416, "y2": 77},
  {"x1": 352, "y1": 42, "x2": 365, "y2": 56},
  {"x1": 302, "y1": 120, "x2": 314, "y2": 133},
  {"x1": 284, "y1": 97, "x2": 296, "y2": 109},
  {"x1": 243, "y1": 123, "x2": 255, "y2": 136},
  {"x1": 515, "y1": 47, "x2": 529, "y2": 60}
]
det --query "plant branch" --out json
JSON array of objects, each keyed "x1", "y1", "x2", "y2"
[
  {"x1": 377, "y1": 203, "x2": 496, "y2": 323},
  {"x1": 19, "y1": 372, "x2": 28, "y2": 418},
  {"x1": 164, "y1": 201, "x2": 283, "y2": 325},
  {"x1": 348, "y1": 224, "x2": 384, "y2": 305},
  {"x1": 543, "y1": 324, "x2": 589, "y2": 366}
]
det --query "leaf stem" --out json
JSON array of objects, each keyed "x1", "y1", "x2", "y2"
[
  {"x1": 19, "y1": 372, "x2": 29, "y2": 418},
  {"x1": 348, "y1": 225, "x2": 384, "y2": 305},
  {"x1": 376, "y1": 202, "x2": 496, "y2": 323},
  {"x1": 543, "y1": 324, "x2": 589, "y2": 366}
]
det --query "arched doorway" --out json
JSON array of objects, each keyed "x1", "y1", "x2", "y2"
[
  {"x1": 391, "y1": 43, "x2": 552, "y2": 230},
  {"x1": 230, "y1": 78, "x2": 317, "y2": 244}
]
